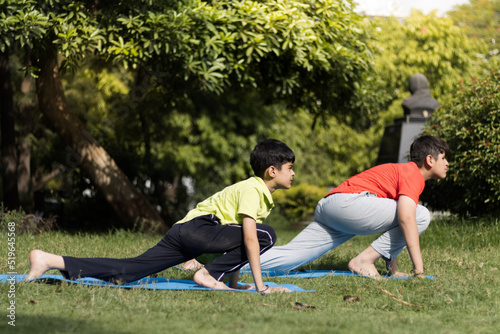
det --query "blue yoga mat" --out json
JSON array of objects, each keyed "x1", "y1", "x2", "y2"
[
  {"x1": 240, "y1": 269, "x2": 436, "y2": 280},
  {"x1": 0, "y1": 274, "x2": 313, "y2": 293}
]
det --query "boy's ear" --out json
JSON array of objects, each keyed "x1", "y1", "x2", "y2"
[
  {"x1": 425, "y1": 155, "x2": 434, "y2": 167},
  {"x1": 266, "y1": 166, "x2": 277, "y2": 178}
]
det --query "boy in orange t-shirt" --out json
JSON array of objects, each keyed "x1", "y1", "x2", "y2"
[{"x1": 259, "y1": 136, "x2": 449, "y2": 278}]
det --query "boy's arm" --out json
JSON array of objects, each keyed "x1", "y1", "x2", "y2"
[
  {"x1": 242, "y1": 215, "x2": 290, "y2": 294},
  {"x1": 398, "y1": 195, "x2": 425, "y2": 275}
]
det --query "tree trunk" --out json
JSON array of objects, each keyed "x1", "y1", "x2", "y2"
[
  {"x1": 17, "y1": 102, "x2": 34, "y2": 211},
  {"x1": 0, "y1": 51, "x2": 20, "y2": 210},
  {"x1": 34, "y1": 46, "x2": 166, "y2": 233},
  {"x1": 17, "y1": 49, "x2": 36, "y2": 211}
]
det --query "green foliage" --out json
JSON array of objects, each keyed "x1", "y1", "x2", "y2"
[
  {"x1": 366, "y1": 10, "x2": 492, "y2": 108},
  {"x1": 97, "y1": 0, "x2": 378, "y2": 126},
  {"x1": 2, "y1": 0, "x2": 383, "y2": 226},
  {"x1": 421, "y1": 70, "x2": 500, "y2": 216},
  {"x1": 448, "y1": 0, "x2": 500, "y2": 55},
  {"x1": 5, "y1": 1, "x2": 500, "y2": 229},
  {"x1": 272, "y1": 183, "x2": 327, "y2": 222},
  {"x1": 3, "y1": 0, "x2": 377, "y2": 122},
  {"x1": 58, "y1": 63, "x2": 382, "y2": 224},
  {"x1": 0, "y1": 0, "x2": 48, "y2": 53},
  {"x1": 261, "y1": 105, "x2": 380, "y2": 187},
  {"x1": 1, "y1": 0, "x2": 104, "y2": 72}
]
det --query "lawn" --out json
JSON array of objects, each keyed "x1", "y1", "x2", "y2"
[{"x1": 1, "y1": 213, "x2": 499, "y2": 334}]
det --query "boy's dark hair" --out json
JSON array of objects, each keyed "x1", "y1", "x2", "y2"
[
  {"x1": 250, "y1": 139, "x2": 295, "y2": 178},
  {"x1": 410, "y1": 135, "x2": 450, "y2": 167}
]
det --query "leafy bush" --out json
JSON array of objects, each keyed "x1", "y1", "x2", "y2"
[
  {"x1": 421, "y1": 70, "x2": 500, "y2": 216},
  {"x1": 273, "y1": 183, "x2": 327, "y2": 223},
  {"x1": 0, "y1": 205, "x2": 57, "y2": 234}
]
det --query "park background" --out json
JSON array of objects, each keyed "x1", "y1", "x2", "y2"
[{"x1": 0, "y1": 1, "x2": 499, "y2": 333}]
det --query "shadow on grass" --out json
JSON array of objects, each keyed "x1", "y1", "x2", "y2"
[{"x1": 3, "y1": 314, "x2": 127, "y2": 334}]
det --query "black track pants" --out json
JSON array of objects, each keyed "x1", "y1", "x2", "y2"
[{"x1": 62, "y1": 214, "x2": 276, "y2": 283}]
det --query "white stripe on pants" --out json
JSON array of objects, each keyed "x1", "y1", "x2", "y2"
[{"x1": 259, "y1": 192, "x2": 430, "y2": 271}]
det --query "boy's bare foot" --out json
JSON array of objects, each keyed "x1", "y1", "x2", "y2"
[
  {"x1": 348, "y1": 257, "x2": 382, "y2": 280},
  {"x1": 193, "y1": 268, "x2": 229, "y2": 289},
  {"x1": 27, "y1": 250, "x2": 51, "y2": 280},
  {"x1": 26, "y1": 250, "x2": 64, "y2": 281},
  {"x1": 182, "y1": 259, "x2": 204, "y2": 271}
]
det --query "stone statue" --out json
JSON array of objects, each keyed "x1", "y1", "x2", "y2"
[{"x1": 401, "y1": 73, "x2": 439, "y2": 117}]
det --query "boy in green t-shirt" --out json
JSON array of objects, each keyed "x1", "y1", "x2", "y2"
[{"x1": 27, "y1": 139, "x2": 295, "y2": 294}]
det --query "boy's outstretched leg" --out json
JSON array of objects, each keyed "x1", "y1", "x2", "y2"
[
  {"x1": 193, "y1": 267, "x2": 230, "y2": 289},
  {"x1": 348, "y1": 246, "x2": 382, "y2": 279},
  {"x1": 27, "y1": 250, "x2": 65, "y2": 280}
]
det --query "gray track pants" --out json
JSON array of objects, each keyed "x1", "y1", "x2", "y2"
[{"x1": 259, "y1": 192, "x2": 431, "y2": 271}]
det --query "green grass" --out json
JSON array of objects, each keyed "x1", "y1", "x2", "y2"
[{"x1": 1, "y1": 214, "x2": 499, "y2": 334}]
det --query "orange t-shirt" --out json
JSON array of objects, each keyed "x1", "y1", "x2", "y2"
[{"x1": 326, "y1": 162, "x2": 425, "y2": 205}]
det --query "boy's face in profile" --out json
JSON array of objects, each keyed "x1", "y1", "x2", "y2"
[
  {"x1": 273, "y1": 162, "x2": 295, "y2": 189},
  {"x1": 429, "y1": 153, "x2": 449, "y2": 180}
]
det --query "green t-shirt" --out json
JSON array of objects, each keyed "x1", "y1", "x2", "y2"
[{"x1": 176, "y1": 177, "x2": 274, "y2": 225}]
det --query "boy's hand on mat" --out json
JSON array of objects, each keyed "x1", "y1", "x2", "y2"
[
  {"x1": 231, "y1": 284, "x2": 255, "y2": 290},
  {"x1": 261, "y1": 286, "x2": 292, "y2": 294}
]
